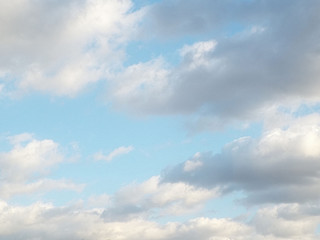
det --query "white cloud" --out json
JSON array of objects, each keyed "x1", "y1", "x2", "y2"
[
  {"x1": 0, "y1": 0, "x2": 144, "y2": 96},
  {"x1": 184, "y1": 152, "x2": 203, "y2": 172},
  {"x1": 184, "y1": 159, "x2": 203, "y2": 172},
  {"x1": 0, "y1": 135, "x2": 63, "y2": 182},
  {"x1": 94, "y1": 145, "x2": 134, "y2": 162},
  {"x1": 108, "y1": 58, "x2": 171, "y2": 114},
  {"x1": 179, "y1": 40, "x2": 218, "y2": 69},
  {"x1": 0, "y1": 133, "x2": 83, "y2": 199},
  {"x1": 87, "y1": 194, "x2": 111, "y2": 209}
]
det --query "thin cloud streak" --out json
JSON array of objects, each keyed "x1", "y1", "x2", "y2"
[{"x1": 94, "y1": 146, "x2": 134, "y2": 162}]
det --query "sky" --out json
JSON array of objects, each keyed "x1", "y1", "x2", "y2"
[{"x1": 0, "y1": 0, "x2": 320, "y2": 239}]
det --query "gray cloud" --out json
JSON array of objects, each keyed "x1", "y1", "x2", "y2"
[
  {"x1": 146, "y1": 0, "x2": 263, "y2": 36},
  {"x1": 161, "y1": 114, "x2": 320, "y2": 205},
  {"x1": 111, "y1": 0, "x2": 320, "y2": 123}
]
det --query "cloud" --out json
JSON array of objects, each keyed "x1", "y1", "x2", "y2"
[
  {"x1": 0, "y1": 199, "x2": 319, "y2": 240},
  {"x1": 1, "y1": 128, "x2": 320, "y2": 239},
  {"x1": 110, "y1": 0, "x2": 320, "y2": 125},
  {"x1": 0, "y1": 134, "x2": 63, "y2": 182},
  {"x1": 144, "y1": 0, "x2": 251, "y2": 37},
  {"x1": 0, "y1": 179, "x2": 84, "y2": 200},
  {"x1": 162, "y1": 114, "x2": 320, "y2": 205},
  {"x1": 183, "y1": 152, "x2": 203, "y2": 172},
  {"x1": 102, "y1": 176, "x2": 218, "y2": 220},
  {"x1": 94, "y1": 145, "x2": 134, "y2": 162},
  {"x1": 251, "y1": 203, "x2": 320, "y2": 239},
  {"x1": 0, "y1": 200, "x2": 247, "y2": 240},
  {"x1": 0, "y1": 133, "x2": 83, "y2": 199},
  {"x1": 108, "y1": 57, "x2": 171, "y2": 114},
  {"x1": 0, "y1": 0, "x2": 143, "y2": 96}
]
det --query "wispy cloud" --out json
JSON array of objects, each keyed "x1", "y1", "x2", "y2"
[{"x1": 94, "y1": 146, "x2": 134, "y2": 162}]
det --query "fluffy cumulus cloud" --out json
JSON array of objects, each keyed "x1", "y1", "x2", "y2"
[
  {"x1": 0, "y1": 133, "x2": 83, "y2": 199},
  {"x1": 0, "y1": 0, "x2": 143, "y2": 96},
  {"x1": 162, "y1": 114, "x2": 320, "y2": 205},
  {"x1": 110, "y1": 0, "x2": 320, "y2": 123}
]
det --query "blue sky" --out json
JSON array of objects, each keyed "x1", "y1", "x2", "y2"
[{"x1": 1, "y1": 0, "x2": 320, "y2": 239}]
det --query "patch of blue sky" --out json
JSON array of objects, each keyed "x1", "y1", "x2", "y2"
[
  {"x1": 293, "y1": 103, "x2": 320, "y2": 117},
  {"x1": 130, "y1": 0, "x2": 161, "y2": 12},
  {"x1": 316, "y1": 224, "x2": 320, "y2": 235},
  {"x1": 0, "y1": 134, "x2": 12, "y2": 152},
  {"x1": 274, "y1": 103, "x2": 320, "y2": 120},
  {"x1": 124, "y1": 36, "x2": 201, "y2": 67},
  {"x1": 224, "y1": 21, "x2": 247, "y2": 37}
]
